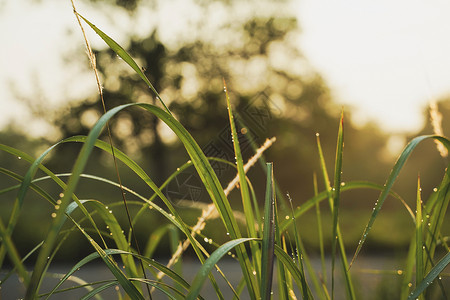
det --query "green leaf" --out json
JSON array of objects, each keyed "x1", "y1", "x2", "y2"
[
  {"x1": 261, "y1": 163, "x2": 276, "y2": 300},
  {"x1": 224, "y1": 82, "x2": 260, "y2": 299},
  {"x1": 350, "y1": 135, "x2": 450, "y2": 267},
  {"x1": 407, "y1": 251, "x2": 450, "y2": 299},
  {"x1": 331, "y1": 111, "x2": 344, "y2": 297},
  {"x1": 77, "y1": 14, "x2": 170, "y2": 114},
  {"x1": 185, "y1": 238, "x2": 257, "y2": 300}
]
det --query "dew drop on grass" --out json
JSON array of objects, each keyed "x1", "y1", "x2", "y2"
[
  {"x1": 408, "y1": 282, "x2": 412, "y2": 287},
  {"x1": 59, "y1": 193, "x2": 64, "y2": 198},
  {"x1": 51, "y1": 213, "x2": 57, "y2": 218},
  {"x1": 109, "y1": 210, "x2": 113, "y2": 213},
  {"x1": 176, "y1": 168, "x2": 180, "y2": 171},
  {"x1": 315, "y1": 133, "x2": 320, "y2": 137},
  {"x1": 208, "y1": 239, "x2": 213, "y2": 244},
  {"x1": 285, "y1": 215, "x2": 290, "y2": 220},
  {"x1": 226, "y1": 232, "x2": 230, "y2": 236},
  {"x1": 204, "y1": 237, "x2": 208, "y2": 243},
  {"x1": 252, "y1": 270, "x2": 257, "y2": 276},
  {"x1": 433, "y1": 187, "x2": 438, "y2": 192},
  {"x1": 17, "y1": 156, "x2": 21, "y2": 160},
  {"x1": 397, "y1": 270, "x2": 403, "y2": 275},
  {"x1": 341, "y1": 182, "x2": 346, "y2": 186}
]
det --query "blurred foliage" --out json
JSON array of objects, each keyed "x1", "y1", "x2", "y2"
[{"x1": 1, "y1": 0, "x2": 448, "y2": 258}]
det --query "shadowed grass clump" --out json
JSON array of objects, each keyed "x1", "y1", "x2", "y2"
[{"x1": 0, "y1": 5, "x2": 449, "y2": 300}]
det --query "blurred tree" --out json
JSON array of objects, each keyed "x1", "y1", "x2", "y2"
[{"x1": 48, "y1": 6, "x2": 393, "y2": 211}]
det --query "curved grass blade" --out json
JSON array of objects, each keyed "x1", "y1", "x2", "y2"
[
  {"x1": 286, "y1": 193, "x2": 320, "y2": 299},
  {"x1": 80, "y1": 281, "x2": 118, "y2": 300},
  {"x1": 185, "y1": 238, "x2": 257, "y2": 300},
  {"x1": 350, "y1": 135, "x2": 450, "y2": 268},
  {"x1": 407, "y1": 251, "x2": 450, "y2": 300},
  {"x1": 261, "y1": 163, "x2": 276, "y2": 300},
  {"x1": 130, "y1": 279, "x2": 188, "y2": 300},
  {"x1": 273, "y1": 244, "x2": 313, "y2": 299},
  {"x1": 84, "y1": 200, "x2": 139, "y2": 279},
  {"x1": 77, "y1": 14, "x2": 170, "y2": 114},
  {"x1": 25, "y1": 105, "x2": 135, "y2": 299},
  {"x1": 424, "y1": 169, "x2": 450, "y2": 274},
  {"x1": 280, "y1": 181, "x2": 407, "y2": 231}
]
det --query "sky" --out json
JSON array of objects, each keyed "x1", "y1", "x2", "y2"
[
  {"x1": 1, "y1": 0, "x2": 450, "y2": 136},
  {"x1": 297, "y1": 0, "x2": 450, "y2": 133}
]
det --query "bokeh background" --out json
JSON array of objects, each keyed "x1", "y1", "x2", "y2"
[{"x1": 1, "y1": 0, "x2": 450, "y2": 271}]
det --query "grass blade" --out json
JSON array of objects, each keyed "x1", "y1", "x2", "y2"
[
  {"x1": 224, "y1": 81, "x2": 260, "y2": 298},
  {"x1": 185, "y1": 238, "x2": 257, "y2": 300},
  {"x1": 313, "y1": 172, "x2": 327, "y2": 290},
  {"x1": 315, "y1": 131, "x2": 355, "y2": 300},
  {"x1": 77, "y1": 14, "x2": 170, "y2": 113},
  {"x1": 350, "y1": 135, "x2": 450, "y2": 268},
  {"x1": 261, "y1": 163, "x2": 276, "y2": 300},
  {"x1": 273, "y1": 244, "x2": 313, "y2": 299},
  {"x1": 331, "y1": 111, "x2": 344, "y2": 298},
  {"x1": 407, "y1": 251, "x2": 450, "y2": 300}
]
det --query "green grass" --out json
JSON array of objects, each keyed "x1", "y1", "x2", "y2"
[{"x1": 0, "y1": 9, "x2": 449, "y2": 300}]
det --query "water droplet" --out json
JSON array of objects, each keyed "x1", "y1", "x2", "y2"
[
  {"x1": 51, "y1": 213, "x2": 57, "y2": 218},
  {"x1": 59, "y1": 193, "x2": 64, "y2": 198},
  {"x1": 109, "y1": 210, "x2": 113, "y2": 213},
  {"x1": 397, "y1": 270, "x2": 403, "y2": 275},
  {"x1": 204, "y1": 237, "x2": 208, "y2": 243},
  {"x1": 341, "y1": 182, "x2": 346, "y2": 186},
  {"x1": 315, "y1": 133, "x2": 320, "y2": 137},
  {"x1": 408, "y1": 282, "x2": 412, "y2": 287},
  {"x1": 56, "y1": 199, "x2": 62, "y2": 205},
  {"x1": 285, "y1": 215, "x2": 290, "y2": 220},
  {"x1": 208, "y1": 239, "x2": 213, "y2": 244},
  {"x1": 226, "y1": 232, "x2": 230, "y2": 236},
  {"x1": 252, "y1": 270, "x2": 257, "y2": 276},
  {"x1": 54, "y1": 205, "x2": 60, "y2": 210},
  {"x1": 433, "y1": 187, "x2": 438, "y2": 192},
  {"x1": 17, "y1": 156, "x2": 21, "y2": 160},
  {"x1": 176, "y1": 168, "x2": 180, "y2": 171}
]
